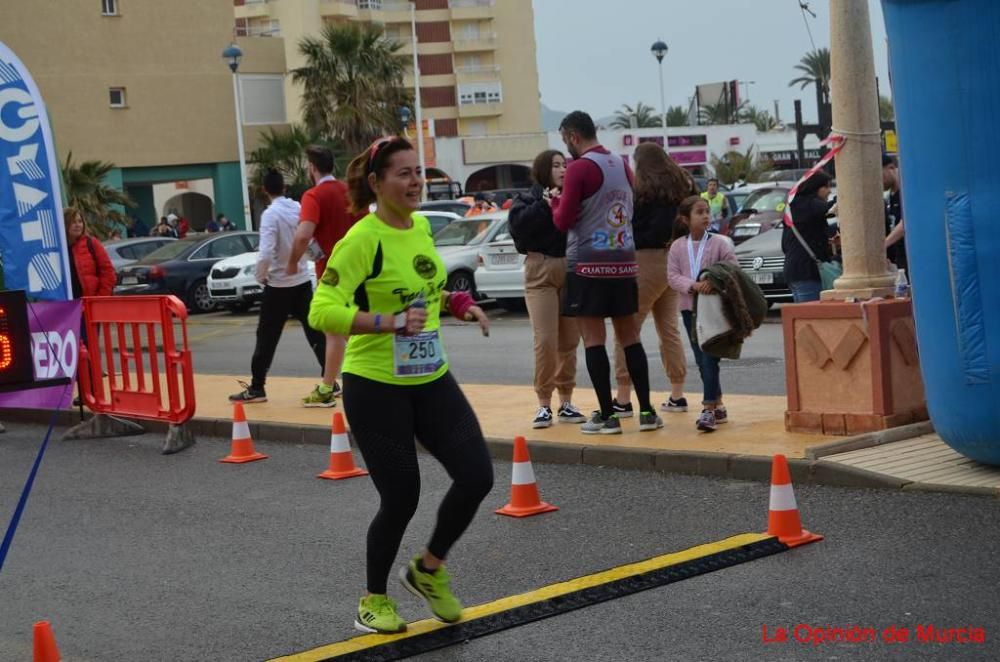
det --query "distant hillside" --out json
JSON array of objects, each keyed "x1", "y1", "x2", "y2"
[
  {"x1": 542, "y1": 103, "x2": 616, "y2": 131},
  {"x1": 541, "y1": 103, "x2": 568, "y2": 131}
]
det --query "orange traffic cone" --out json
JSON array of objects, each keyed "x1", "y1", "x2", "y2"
[
  {"x1": 33, "y1": 621, "x2": 60, "y2": 662},
  {"x1": 317, "y1": 412, "x2": 368, "y2": 480},
  {"x1": 496, "y1": 436, "x2": 558, "y2": 518},
  {"x1": 766, "y1": 454, "x2": 823, "y2": 548},
  {"x1": 219, "y1": 402, "x2": 268, "y2": 463}
]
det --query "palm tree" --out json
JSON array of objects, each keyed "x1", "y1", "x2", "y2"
[
  {"x1": 609, "y1": 102, "x2": 662, "y2": 129},
  {"x1": 879, "y1": 95, "x2": 894, "y2": 122},
  {"x1": 249, "y1": 124, "x2": 337, "y2": 200},
  {"x1": 699, "y1": 101, "x2": 747, "y2": 125},
  {"x1": 789, "y1": 48, "x2": 831, "y2": 101},
  {"x1": 61, "y1": 152, "x2": 135, "y2": 239},
  {"x1": 741, "y1": 105, "x2": 778, "y2": 132},
  {"x1": 291, "y1": 23, "x2": 410, "y2": 154},
  {"x1": 709, "y1": 148, "x2": 773, "y2": 187},
  {"x1": 666, "y1": 105, "x2": 688, "y2": 127}
]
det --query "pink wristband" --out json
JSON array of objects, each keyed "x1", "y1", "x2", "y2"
[{"x1": 448, "y1": 291, "x2": 475, "y2": 319}]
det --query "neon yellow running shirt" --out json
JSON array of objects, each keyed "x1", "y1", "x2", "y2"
[{"x1": 308, "y1": 212, "x2": 449, "y2": 386}]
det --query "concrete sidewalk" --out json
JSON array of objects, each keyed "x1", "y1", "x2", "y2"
[
  {"x1": 8, "y1": 373, "x2": 993, "y2": 494},
  {"x1": 197, "y1": 374, "x2": 822, "y2": 458},
  {"x1": 188, "y1": 373, "x2": 911, "y2": 488},
  {"x1": 188, "y1": 375, "x2": 1000, "y2": 496}
]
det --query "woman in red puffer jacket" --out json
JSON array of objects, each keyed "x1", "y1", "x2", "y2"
[{"x1": 64, "y1": 207, "x2": 116, "y2": 298}]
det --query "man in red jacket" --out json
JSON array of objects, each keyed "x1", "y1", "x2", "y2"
[{"x1": 287, "y1": 145, "x2": 357, "y2": 407}]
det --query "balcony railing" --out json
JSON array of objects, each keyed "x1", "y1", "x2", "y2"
[
  {"x1": 449, "y1": 0, "x2": 495, "y2": 7},
  {"x1": 236, "y1": 21, "x2": 281, "y2": 37},
  {"x1": 357, "y1": 0, "x2": 410, "y2": 10},
  {"x1": 455, "y1": 64, "x2": 500, "y2": 74},
  {"x1": 454, "y1": 31, "x2": 497, "y2": 43}
]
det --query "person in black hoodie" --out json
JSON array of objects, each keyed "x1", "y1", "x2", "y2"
[
  {"x1": 509, "y1": 150, "x2": 585, "y2": 429},
  {"x1": 782, "y1": 170, "x2": 835, "y2": 302},
  {"x1": 613, "y1": 143, "x2": 699, "y2": 416}
]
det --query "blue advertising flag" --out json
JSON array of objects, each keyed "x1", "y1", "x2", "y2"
[{"x1": 0, "y1": 41, "x2": 72, "y2": 301}]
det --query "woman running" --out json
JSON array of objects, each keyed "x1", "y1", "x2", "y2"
[{"x1": 309, "y1": 137, "x2": 494, "y2": 634}]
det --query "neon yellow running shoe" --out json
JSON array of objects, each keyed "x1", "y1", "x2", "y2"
[
  {"x1": 399, "y1": 556, "x2": 462, "y2": 623},
  {"x1": 355, "y1": 594, "x2": 407, "y2": 634},
  {"x1": 302, "y1": 384, "x2": 336, "y2": 408}
]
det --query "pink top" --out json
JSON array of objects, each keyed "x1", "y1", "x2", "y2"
[{"x1": 667, "y1": 233, "x2": 738, "y2": 311}]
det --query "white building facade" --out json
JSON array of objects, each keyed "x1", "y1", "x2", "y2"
[{"x1": 430, "y1": 125, "x2": 823, "y2": 195}]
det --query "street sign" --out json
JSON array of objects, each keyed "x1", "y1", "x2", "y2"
[{"x1": 884, "y1": 129, "x2": 898, "y2": 154}]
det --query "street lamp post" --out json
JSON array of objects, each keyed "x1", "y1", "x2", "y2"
[
  {"x1": 222, "y1": 43, "x2": 252, "y2": 230},
  {"x1": 650, "y1": 39, "x2": 668, "y2": 146},
  {"x1": 409, "y1": 1, "x2": 426, "y2": 201}
]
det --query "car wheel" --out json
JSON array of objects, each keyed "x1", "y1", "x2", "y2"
[
  {"x1": 187, "y1": 279, "x2": 216, "y2": 314},
  {"x1": 497, "y1": 297, "x2": 526, "y2": 312},
  {"x1": 446, "y1": 270, "x2": 476, "y2": 296}
]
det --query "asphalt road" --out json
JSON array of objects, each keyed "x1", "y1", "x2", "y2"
[
  {"x1": 1, "y1": 423, "x2": 997, "y2": 661},
  {"x1": 186, "y1": 304, "x2": 790, "y2": 398}
]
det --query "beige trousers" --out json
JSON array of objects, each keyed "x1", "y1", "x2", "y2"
[
  {"x1": 614, "y1": 248, "x2": 687, "y2": 388},
  {"x1": 524, "y1": 253, "x2": 580, "y2": 402}
]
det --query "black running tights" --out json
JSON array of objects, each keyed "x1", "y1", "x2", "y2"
[{"x1": 342, "y1": 371, "x2": 495, "y2": 594}]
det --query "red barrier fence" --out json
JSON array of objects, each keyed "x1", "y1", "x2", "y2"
[{"x1": 78, "y1": 295, "x2": 196, "y2": 424}]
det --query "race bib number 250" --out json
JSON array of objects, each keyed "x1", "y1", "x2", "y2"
[{"x1": 393, "y1": 330, "x2": 446, "y2": 378}]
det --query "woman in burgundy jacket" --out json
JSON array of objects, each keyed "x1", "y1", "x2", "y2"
[{"x1": 64, "y1": 207, "x2": 117, "y2": 298}]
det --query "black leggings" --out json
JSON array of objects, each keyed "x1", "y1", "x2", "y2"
[
  {"x1": 250, "y1": 282, "x2": 325, "y2": 389},
  {"x1": 343, "y1": 371, "x2": 494, "y2": 594}
]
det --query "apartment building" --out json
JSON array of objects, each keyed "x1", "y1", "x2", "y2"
[
  {"x1": 233, "y1": 0, "x2": 543, "y2": 140},
  {"x1": 2, "y1": 0, "x2": 288, "y2": 230}
]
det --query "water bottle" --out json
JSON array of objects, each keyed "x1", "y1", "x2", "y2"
[
  {"x1": 894, "y1": 268, "x2": 909, "y2": 298},
  {"x1": 398, "y1": 293, "x2": 426, "y2": 336}
]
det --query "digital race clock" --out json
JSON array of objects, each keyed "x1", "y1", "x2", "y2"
[{"x1": 0, "y1": 290, "x2": 37, "y2": 386}]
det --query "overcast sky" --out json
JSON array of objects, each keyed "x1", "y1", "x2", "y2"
[{"x1": 532, "y1": 0, "x2": 891, "y2": 124}]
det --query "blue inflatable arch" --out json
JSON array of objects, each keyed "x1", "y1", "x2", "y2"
[{"x1": 882, "y1": 0, "x2": 1000, "y2": 464}]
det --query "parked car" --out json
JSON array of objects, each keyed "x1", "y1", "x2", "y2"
[
  {"x1": 734, "y1": 213, "x2": 841, "y2": 306},
  {"x1": 103, "y1": 237, "x2": 176, "y2": 272},
  {"x1": 420, "y1": 210, "x2": 463, "y2": 235},
  {"x1": 726, "y1": 185, "x2": 791, "y2": 244},
  {"x1": 725, "y1": 190, "x2": 750, "y2": 216},
  {"x1": 207, "y1": 251, "x2": 317, "y2": 312},
  {"x1": 420, "y1": 199, "x2": 472, "y2": 217},
  {"x1": 734, "y1": 228, "x2": 790, "y2": 306},
  {"x1": 474, "y1": 238, "x2": 525, "y2": 309},
  {"x1": 114, "y1": 231, "x2": 259, "y2": 313},
  {"x1": 762, "y1": 168, "x2": 812, "y2": 183},
  {"x1": 433, "y1": 211, "x2": 510, "y2": 295},
  {"x1": 481, "y1": 188, "x2": 530, "y2": 206}
]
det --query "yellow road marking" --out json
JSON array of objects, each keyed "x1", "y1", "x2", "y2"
[
  {"x1": 186, "y1": 318, "x2": 304, "y2": 344},
  {"x1": 268, "y1": 532, "x2": 772, "y2": 661},
  {"x1": 186, "y1": 326, "x2": 246, "y2": 345}
]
